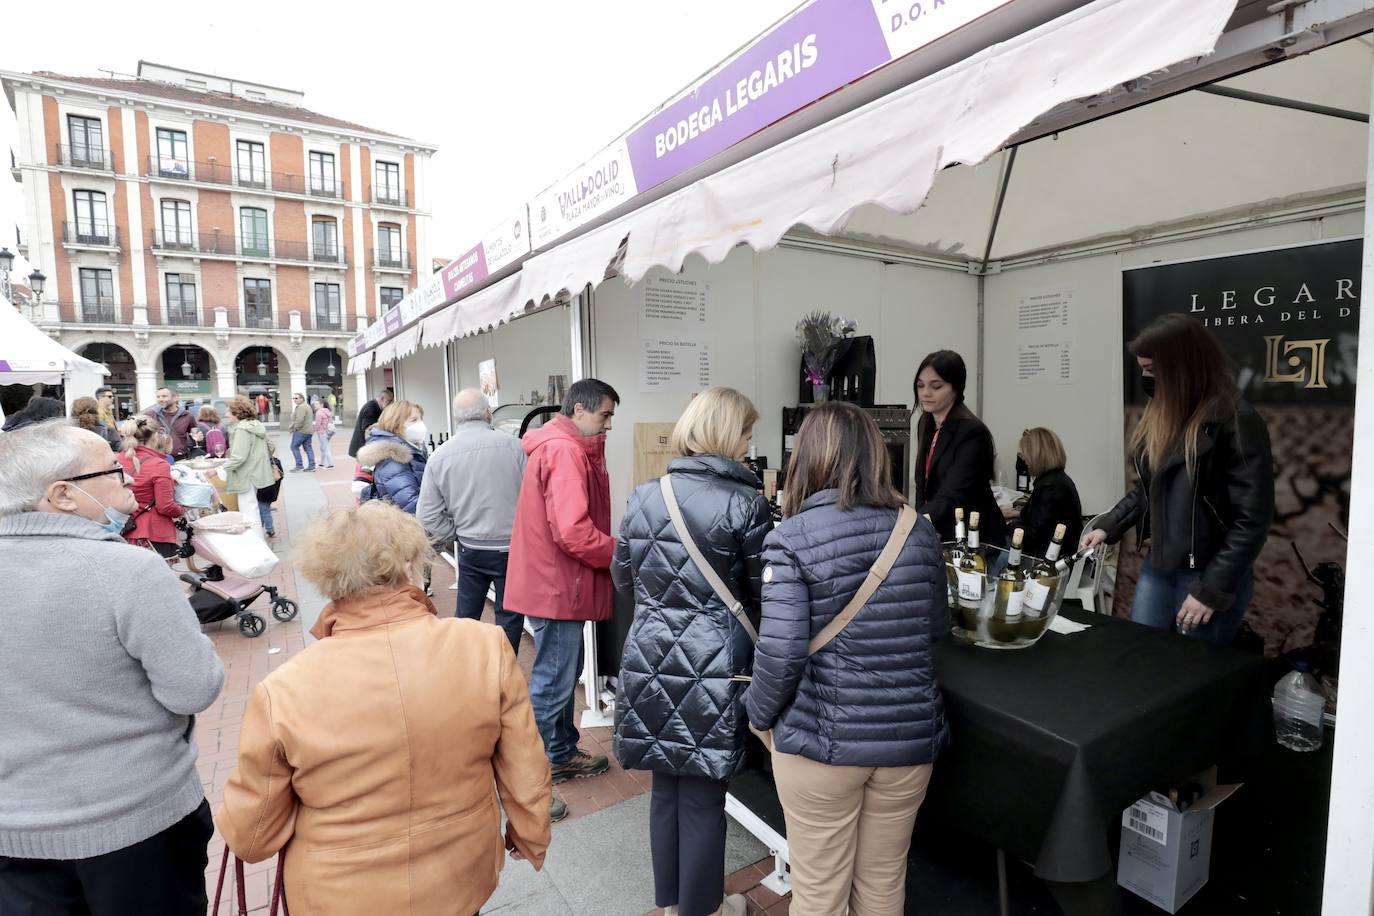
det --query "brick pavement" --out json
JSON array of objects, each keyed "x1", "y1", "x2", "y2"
[{"x1": 195, "y1": 452, "x2": 787, "y2": 915}]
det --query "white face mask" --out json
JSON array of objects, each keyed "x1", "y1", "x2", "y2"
[{"x1": 405, "y1": 421, "x2": 429, "y2": 447}]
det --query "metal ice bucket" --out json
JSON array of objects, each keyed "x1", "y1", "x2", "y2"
[{"x1": 944, "y1": 542, "x2": 1071, "y2": 650}]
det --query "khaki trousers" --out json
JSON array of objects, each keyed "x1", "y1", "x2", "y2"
[{"x1": 772, "y1": 751, "x2": 933, "y2": 916}]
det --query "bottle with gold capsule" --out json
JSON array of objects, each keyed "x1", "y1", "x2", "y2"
[
  {"x1": 954, "y1": 511, "x2": 986, "y2": 630},
  {"x1": 988, "y1": 528, "x2": 1026, "y2": 643},
  {"x1": 945, "y1": 508, "x2": 967, "y2": 613},
  {"x1": 1020, "y1": 523, "x2": 1066, "y2": 639}
]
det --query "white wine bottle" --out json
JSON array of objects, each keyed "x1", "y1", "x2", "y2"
[
  {"x1": 1021, "y1": 523, "x2": 1067, "y2": 639},
  {"x1": 945, "y1": 508, "x2": 967, "y2": 613},
  {"x1": 954, "y1": 511, "x2": 986, "y2": 630},
  {"x1": 989, "y1": 528, "x2": 1026, "y2": 643}
]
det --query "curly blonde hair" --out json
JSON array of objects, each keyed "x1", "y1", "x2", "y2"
[{"x1": 293, "y1": 501, "x2": 436, "y2": 601}]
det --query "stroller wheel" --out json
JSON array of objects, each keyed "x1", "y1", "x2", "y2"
[
  {"x1": 239, "y1": 614, "x2": 267, "y2": 638},
  {"x1": 271, "y1": 598, "x2": 299, "y2": 622}
]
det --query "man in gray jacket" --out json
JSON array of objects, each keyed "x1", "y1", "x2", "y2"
[
  {"x1": 287, "y1": 392, "x2": 316, "y2": 472},
  {"x1": 0, "y1": 421, "x2": 226, "y2": 914},
  {"x1": 418, "y1": 388, "x2": 527, "y2": 652}
]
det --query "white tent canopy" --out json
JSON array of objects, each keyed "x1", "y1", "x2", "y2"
[{"x1": 0, "y1": 298, "x2": 108, "y2": 388}]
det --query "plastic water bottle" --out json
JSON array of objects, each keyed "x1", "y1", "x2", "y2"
[{"x1": 1272, "y1": 663, "x2": 1324, "y2": 752}]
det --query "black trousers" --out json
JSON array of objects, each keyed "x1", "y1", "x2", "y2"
[
  {"x1": 0, "y1": 799, "x2": 213, "y2": 916},
  {"x1": 650, "y1": 772, "x2": 728, "y2": 916}
]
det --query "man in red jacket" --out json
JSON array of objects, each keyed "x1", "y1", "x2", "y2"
[{"x1": 505, "y1": 378, "x2": 619, "y2": 814}]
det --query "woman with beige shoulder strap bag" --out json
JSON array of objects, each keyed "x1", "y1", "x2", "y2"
[{"x1": 744, "y1": 402, "x2": 952, "y2": 916}]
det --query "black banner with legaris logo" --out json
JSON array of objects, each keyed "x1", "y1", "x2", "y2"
[{"x1": 1119, "y1": 238, "x2": 1361, "y2": 654}]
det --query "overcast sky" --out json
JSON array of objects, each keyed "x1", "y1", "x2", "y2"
[{"x1": 0, "y1": 0, "x2": 801, "y2": 277}]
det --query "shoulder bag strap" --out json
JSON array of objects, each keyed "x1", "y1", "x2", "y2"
[
  {"x1": 660, "y1": 475, "x2": 759, "y2": 644},
  {"x1": 807, "y1": 505, "x2": 918, "y2": 655}
]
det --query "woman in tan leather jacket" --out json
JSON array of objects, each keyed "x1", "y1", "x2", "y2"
[{"x1": 217, "y1": 501, "x2": 552, "y2": 915}]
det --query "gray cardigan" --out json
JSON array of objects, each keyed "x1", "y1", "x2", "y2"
[
  {"x1": 417, "y1": 420, "x2": 527, "y2": 549},
  {"x1": 0, "y1": 512, "x2": 225, "y2": 859}
]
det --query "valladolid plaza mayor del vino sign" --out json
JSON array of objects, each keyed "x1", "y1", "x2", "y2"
[
  {"x1": 1120, "y1": 238, "x2": 1362, "y2": 651},
  {"x1": 354, "y1": 0, "x2": 1015, "y2": 356}
]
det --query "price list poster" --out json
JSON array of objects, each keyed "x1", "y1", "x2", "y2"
[
  {"x1": 638, "y1": 267, "x2": 717, "y2": 394},
  {"x1": 1015, "y1": 289, "x2": 1076, "y2": 385}
]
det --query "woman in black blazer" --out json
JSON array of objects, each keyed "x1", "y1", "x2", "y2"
[
  {"x1": 1009, "y1": 427, "x2": 1082, "y2": 558},
  {"x1": 912, "y1": 350, "x2": 1008, "y2": 546}
]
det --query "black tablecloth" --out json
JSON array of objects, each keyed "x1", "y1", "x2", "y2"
[{"x1": 925, "y1": 607, "x2": 1270, "y2": 884}]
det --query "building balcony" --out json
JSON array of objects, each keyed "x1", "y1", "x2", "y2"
[
  {"x1": 143, "y1": 156, "x2": 346, "y2": 200},
  {"x1": 67, "y1": 301, "x2": 120, "y2": 324},
  {"x1": 56, "y1": 144, "x2": 113, "y2": 171},
  {"x1": 373, "y1": 251, "x2": 410, "y2": 272},
  {"x1": 371, "y1": 187, "x2": 412, "y2": 209},
  {"x1": 164, "y1": 309, "x2": 201, "y2": 327},
  {"x1": 241, "y1": 313, "x2": 277, "y2": 330},
  {"x1": 62, "y1": 221, "x2": 120, "y2": 250},
  {"x1": 149, "y1": 231, "x2": 348, "y2": 268}
]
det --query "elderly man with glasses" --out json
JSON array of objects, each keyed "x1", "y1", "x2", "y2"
[{"x1": 0, "y1": 420, "x2": 225, "y2": 915}]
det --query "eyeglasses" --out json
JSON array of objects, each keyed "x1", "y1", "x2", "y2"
[{"x1": 66, "y1": 466, "x2": 127, "y2": 486}]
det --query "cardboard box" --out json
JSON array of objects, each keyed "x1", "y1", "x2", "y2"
[{"x1": 1117, "y1": 768, "x2": 1240, "y2": 913}]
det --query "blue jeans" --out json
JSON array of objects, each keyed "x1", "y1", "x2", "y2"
[
  {"x1": 529, "y1": 617, "x2": 584, "y2": 767},
  {"x1": 456, "y1": 547, "x2": 524, "y2": 655},
  {"x1": 257, "y1": 499, "x2": 274, "y2": 534},
  {"x1": 289, "y1": 432, "x2": 315, "y2": 469},
  {"x1": 1130, "y1": 553, "x2": 1255, "y2": 645}
]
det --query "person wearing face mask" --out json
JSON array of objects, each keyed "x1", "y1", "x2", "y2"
[
  {"x1": 216, "y1": 501, "x2": 552, "y2": 916},
  {"x1": 356, "y1": 399, "x2": 429, "y2": 514},
  {"x1": 1082, "y1": 314, "x2": 1273, "y2": 644},
  {"x1": 0, "y1": 421, "x2": 225, "y2": 914},
  {"x1": 912, "y1": 350, "x2": 1007, "y2": 546}
]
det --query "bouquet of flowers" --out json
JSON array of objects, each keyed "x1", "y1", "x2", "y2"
[{"x1": 796, "y1": 311, "x2": 857, "y2": 394}]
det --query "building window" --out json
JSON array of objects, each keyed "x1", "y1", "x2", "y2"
[
  {"x1": 313, "y1": 282, "x2": 341, "y2": 330},
  {"x1": 375, "y1": 161, "x2": 401, "y2": 204},
  {"x1": 243, "y1": 278, "x2": 272, "y2": 328},
  {"x1": 308, "y1": 151, "x2": 336, "y2": 196},
  {"x1": 155, "y1": 127, "x2": 189, "y2": 177},
  {"x1": 236, "y1": 140, "x2": 266, "y2": 188},
  {"x1": 377, "y1": 223, "x2": 402, "y2": 268},
  {"x1": 311, "y1": 218, "x2": 339, "y2": 261},
  {"x1": 240, "y1": 207, "x2": 269, "y2": 257},
  {"x1": 72, "y1": 190, "x2": 110, "y2": 244},
  {"x1": 160, "y1": 199, "x2": 192, "y2": 248},
  {"x1": 165, "y1": 273, "x2": 198, "y2": 325},
  {"x1": 79, "y1": 268, "x2": 115, "y2": 321},
  {"x1": 67, "y1": 115, "x2": 104, "y2": 167},
  {"x1": 380, "y1": 287, "x2": 404, "y2": 312}
]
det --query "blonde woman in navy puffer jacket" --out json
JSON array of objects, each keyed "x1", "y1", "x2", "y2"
[
  {"x1": 612, "y1": 387, "x2": 772, "y2": 916},
  {"x1": 745, "y1": 401, "x2": 950, "y2": 916}
]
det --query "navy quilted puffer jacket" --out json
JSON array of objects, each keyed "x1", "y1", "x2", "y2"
[
  {"x1": 745, "y1": 490, "x2": 950, "y2": 768},
  {"x1": 611, "y1": 456, "x2": 773, "y2": 781}
]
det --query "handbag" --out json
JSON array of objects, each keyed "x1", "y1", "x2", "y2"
[
  {"x1": 211, "y1": 846, "x2": 289, "y2": 916},
  {"x1": 120, "y1": 499, "x2": 155, "y2": 536},
  {"x1": 661, "y1": 472, "x2": 919, "y2": 753}
]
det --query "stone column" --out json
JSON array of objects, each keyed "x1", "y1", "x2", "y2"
[{"x1": 134, "y1": 368, "x2": 158, "y2": 413}]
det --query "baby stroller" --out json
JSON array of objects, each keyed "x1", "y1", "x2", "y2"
[{"x1": 177, "y1": 512, "x2": 298, "y2": 638}]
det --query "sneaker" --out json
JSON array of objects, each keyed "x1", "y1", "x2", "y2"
[
  {"x1": 289, "y1": 467, "x2": 304, "y2": 473},
  {"x1": 265, "y1": 530, "x2": 276, "y2": 539},
  {"x1": 549, "y1": 796, "x2": 568, "y2": 823},
  {"x1": 551, "y1": 748, "x2": 609, "y2": 784},
  {"x1": 716, "y1": 894, "x2": 747, "y2": 916}
]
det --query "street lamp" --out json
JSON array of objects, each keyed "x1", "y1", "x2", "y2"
[
  {"x1": 28, "y1": 270, "x2": 45, "y2": 298},
  {"x1": 180, "y1": 347, "x2": 193, "y2": 378},
  {"x1": 0, "y1": 247, "x2": 13, "y2": 274},
  {"x1": 257, "y1": 348, "x2": 268, "y2": 376},
  {"x1": 326, "y1": 351, "x2": 336, "y2": 378}
]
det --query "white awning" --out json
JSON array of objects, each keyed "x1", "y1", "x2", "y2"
[
  {"x1": 346, "y1": 351, "x2": 373, "y2": 375},
  {"x1": 0, "y1": 298, "x2": 110, "y2": 384},
  {"x1": 418, "y1": 273, "x2": 525, "y2": 348},
  {"x1": 391, "y1": 325, "x2": 422, "y2": 361},
  {"x1": 509, "y1": 0, "x2": 1235, "y2": 307}
]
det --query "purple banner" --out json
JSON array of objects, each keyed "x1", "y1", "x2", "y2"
[
  {"x1": 625, "y1": 0, "x2": 889, "y2": 191},
  {"x1": 441, "y1": 243, "x2": 490, "y2": 301},
  {"x1": 384, "y1": 308, "x2": 403, "y2": 335},
  {"x1": 351, "y1": 334, "x2": 366, "y2": 355}
]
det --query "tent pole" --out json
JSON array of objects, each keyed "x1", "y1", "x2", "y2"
[
  {"x1": 1321, "y1": 54, "x2": 1374, "y2": 916},
  {"x1": 976, "y1": 146, "x2": 1019, "y2": 416},
  {"x1": 1196, "y1": 85, "x2": 1368, "y2": 124}
]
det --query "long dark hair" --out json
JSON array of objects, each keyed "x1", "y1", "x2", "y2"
[
  {"x1": 1128, "y1": 314, "x2": 1238, "y2": 478},
  {"x1": 913, "y1": 350, "x2": 976, "y2": 498},
  {"x1": 783, "y1": 402, "x2": 904, "y2": 517}
]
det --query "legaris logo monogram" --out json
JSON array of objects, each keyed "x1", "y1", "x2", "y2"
[{"x1": 1264, "y1": 335, "x2": 1331, "y2": 389}]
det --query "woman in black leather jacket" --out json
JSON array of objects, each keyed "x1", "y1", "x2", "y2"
[
  {"x1": 1084, "y1": 314, "x2": 1273, "y2": 644},
  {"x1": 612, "y1": 387, "x2": 772, "y2": 916}
]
